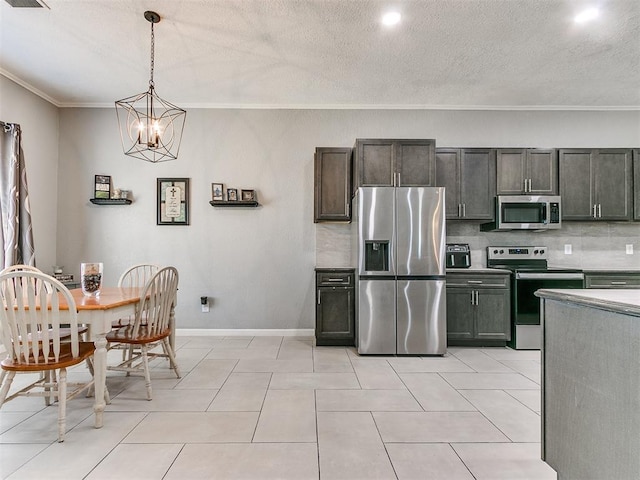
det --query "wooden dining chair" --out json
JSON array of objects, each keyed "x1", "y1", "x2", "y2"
[
  {"x1": 112, "y1": 264, "x2": 160, "y2": 329},
  {"x1": 106, "y1": 266, "x2": 180, "y2": 400},
  {"x1": 0, "y1": 270, "x2": 102, "y2": 442},
  {"x1": 0, "y1": 264, "x2": 89, "y2": 340}
]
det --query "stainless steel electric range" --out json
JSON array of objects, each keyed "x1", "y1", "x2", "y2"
[{"x1": 487, "y1": 246, "x2": 584, "y2": 350}]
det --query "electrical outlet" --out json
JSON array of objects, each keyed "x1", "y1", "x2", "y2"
[
  {"x1": 201, "y1": 303, "x2": 210, "y2": 313},
  {"x1": 626, "y1": 244, "x2": 634, "y2": 255},
  {"x1": 564, "y1": 244, "x2": 572, "y2": 255}
]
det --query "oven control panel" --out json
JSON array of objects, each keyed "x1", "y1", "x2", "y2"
[{"x1": 487, "y1": 246, "x2": 548, "y2": 261}]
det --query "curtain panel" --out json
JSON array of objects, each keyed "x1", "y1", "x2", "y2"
[{"x1": 0, "y1": 122, "x2": 35, "y2": 268}]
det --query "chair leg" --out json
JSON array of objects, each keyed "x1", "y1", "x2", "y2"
[
  {"x1": 141, "y1": 344, "x2": 152, "y2": 401},
  {"x1": 57, "y1": 368, "x2": 67, "y2": 442},
  {"x1": 0, "y1": 371, "x2": 16, "y2": 408},
  {"x1": 44, "y1": 371, "x2": 53, "y2": 406},
  {"x1": 162, "y1": 338, "x2": 181, "y2": 378}
]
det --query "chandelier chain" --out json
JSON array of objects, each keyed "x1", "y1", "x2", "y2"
[{"x1": 149, "y1": 22, "x2": 155, "y2": 88}]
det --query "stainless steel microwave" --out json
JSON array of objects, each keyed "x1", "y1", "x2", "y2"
[{"x1": 483, "y1": 195, "x2": 562, "y2": 231}]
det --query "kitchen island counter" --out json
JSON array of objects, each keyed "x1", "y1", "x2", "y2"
[{"x1": 536, "y1": 288, "x2": 640, "y2": 480}]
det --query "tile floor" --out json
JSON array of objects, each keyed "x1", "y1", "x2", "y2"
[{"x1": 0, "y1": 336, "x2": 558, "y2": 480}]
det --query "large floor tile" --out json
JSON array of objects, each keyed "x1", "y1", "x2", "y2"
[
  {"x1": 316, "y1": 389, "x2": 422, "y2": 412},
  {"x1": 313, "y1": 347, "x2": 354, "y2": 373},
  {"x1": 253, "y1": 389, "x2": 316, "y2": 442},
  {"x1": 399, "y1": 373, "x2": 476, "y2": 411},
  {"x1": 480, "y1": 348, "x2": 541, "y2": 362},
  {"x1": 460, "y1": 389, "x2": 541, "y2": 442},
  {"x1": 270, "y1": 372, "x2": 360, "y2": 389},
  {"x1": 506, "y1": 389, "x2": 541, "y2": 413},
  {"x1": 318, "y1": 412, "x2": 396, "y2": 480},
  {"x1": 449, "y1": 349, "x2": 515, "y2": 373},
  {"x1": 174, "y1": 359, "x2": 236, "y2": 389},
  {"x1": 124, "y1": 411, "x2": 259, "y2": 443},
  {"x1": 0, "y1": 411, "x2": 35, "y2": 435},
  {"x1": 0, "y1": 443, "x2": 48, "y2": 479},
  {"x1": 164, "y1": 443, "x2": 319, "y2": 480},
  {"x1": 6, "y1": 412, "x2": 146, "y2": 479},
  {"x1": 386, "y1": 443, "x2": 475, "y2": 480},
  {"x1": 388, "y1": 355, "x2": 474, "y2": 373},
  {"x1": 373, "y1": 412, "x2": 509, "y2": 443},
  {"x1": 452, "y1": 442, "x2": 557, "y2": 479},
  {"x1": 498, "y1": 359, "x2": 541, "y2": 384},
  {"x1": 248, "y1": 336, "x2": 283, "y2": 348},
  {"x1": 166, "y1": 347, "x2": 212, "y2": 372},
  {"x1": 213, "y1": 337, "x2": 254, "y2": 349},
  {"x1": 440, "y1": 372, "x2": 540, "y2": 390},
  {"x1": 205, "y1": 346, "x2": 280, "y2": 359},
  {"x1": 85, "y1": 443, "x2": 182, "y2": 480},
  {"x1": 233, "y1": 358, "x2": 313, "y2": 373},
  {"x1": 106, "y1": 387, "x2": 217, "y2": 411},
  {"x1": 207, "y1": 372, "x2": 270, "y2": 412},
  {"x1": 351, "y1": 359, "x2": 406, "y2": 389}
]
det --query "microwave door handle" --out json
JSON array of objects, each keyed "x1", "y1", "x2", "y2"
[{"x1": 541, "y1": 203, "x2": 547, "y2": 223}]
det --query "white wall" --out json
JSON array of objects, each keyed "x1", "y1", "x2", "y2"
[
  {"x1": 0, "y1": 75, "x2": 59, "y2": 270},
  {"x1": 55, "y1": 107, "x2": 640, "y2": 330}
]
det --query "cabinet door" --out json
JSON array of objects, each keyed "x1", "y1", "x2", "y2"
[
  {"x1": 314, "y1": 148, "x2": 352, "y2": 222},
  {"x1": 446, "y1": 288, "x2": 474, "y2": 340},
  {"x1": 496, "y1": 149, "x2": 526, "y2": 194},
  {"x1": 435, "y1": 148, "x2": 461, "y2": 219},
  {"x1": 356, "y1": 139, "x2": 394, "y2": 187},
  {"x1": 475, "y1": 289, "x2": 510, "y2": 340},
  {"x1": 594, "y1": 149, "x2": 632, "y2": 220},
  {"x1": 527, "y1": 149, "x2": 558, "y2": 194},
  {"x1": 316, "y1": 287, "x2": 355, "y2": 345},
  {"x1": 459, "y1": 149, "x2": 496, "y2": 220},
  {"x1": 559, "y1": 149, "x2": 595, "y2": 220},
  {"x1": 396, "y1": 139, "x2": 435, "y2": 186},
  {"x1": 635, "y1": 150, "x2": 640, "y2": 221}
]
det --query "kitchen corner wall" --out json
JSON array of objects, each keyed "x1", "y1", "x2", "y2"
[{"x1": 4, "y1": 79, "x2": 638, "y2": 331}]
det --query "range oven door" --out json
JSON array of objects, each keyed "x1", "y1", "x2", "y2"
[{"x1": 512, "y1": 272, "x2": 584, "y2": 349}]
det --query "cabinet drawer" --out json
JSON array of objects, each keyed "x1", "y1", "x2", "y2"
[
  {"x1": 316, "y1": 271, "x2": 354, "y2": 287},
  {"x1": 585, "y1": 275, "x2": 640, "y2": 288},
  {"x1": 446, "y1": 274, "x2": 510, "y2": 288}
]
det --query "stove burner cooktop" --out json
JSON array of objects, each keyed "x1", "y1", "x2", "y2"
[{"x1": 486, "y1": 245, "x2": 583, "y2": 273}]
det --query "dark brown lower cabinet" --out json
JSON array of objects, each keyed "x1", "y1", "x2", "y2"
[{"x1": 315, "y1": 269, "x2": 355, "y2": 346}]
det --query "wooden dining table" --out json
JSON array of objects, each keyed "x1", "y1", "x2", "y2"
[{"x1": 68, "y1": 287, "x2": 141, "y2": 428}]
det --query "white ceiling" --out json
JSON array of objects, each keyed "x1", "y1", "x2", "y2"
[{"x1": 1, "y1": 0, "x2": 639, "y2": 109}]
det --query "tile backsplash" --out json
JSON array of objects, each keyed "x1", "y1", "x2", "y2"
[{"x1": 316, "y1": 222, "x2": 640, "y2": 270}]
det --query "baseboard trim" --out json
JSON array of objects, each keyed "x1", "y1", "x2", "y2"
[{"x1": 175, "y1": 328, "x2": 315, "y2": 337}]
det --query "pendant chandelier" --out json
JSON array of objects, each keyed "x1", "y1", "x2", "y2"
[{"x1": 115, "y1": 11, "x2": 186, "y2": 163}]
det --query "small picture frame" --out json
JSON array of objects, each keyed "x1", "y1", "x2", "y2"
[
  {"x1": 212, "y1": 183, "x2": 224, "y2": 201},
  {"x1": 157, "y1": 178, "x2": 190, "y2": 225},
  {"x1": 227, "y1": 188, "x2": 238, "y2": 201},
  {"x1": 241, "y1": 189, "x2": 255, "y2": 201},
  {"x1": 94, "y1": 175, "x2": 111, "y2": 199}
]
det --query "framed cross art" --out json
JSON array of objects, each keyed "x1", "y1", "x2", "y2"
[{"x1": 157, "y1": 178, "x2": 190, "y2": 225}]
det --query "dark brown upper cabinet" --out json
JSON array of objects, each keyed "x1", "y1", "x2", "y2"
[
  {"x1": 496, "y1": 148, "x2": 558, "y2": 195},
  {"x1": 559, "y1": 149, "x2": 632, "y2": 221},
  {"x1": 354, "y1": 139, "x2": 436, "y2": 188},
  {"x1": 435, "y1": 148, "x2": 496, "y2": 220},
  {"x1": 314, "y1": 147, "x2": 352, "y2": 223}
]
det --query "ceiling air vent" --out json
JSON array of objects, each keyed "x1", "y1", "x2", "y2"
[{"x1": 4, "y1": 0, "x2": 49, "y2": 7}]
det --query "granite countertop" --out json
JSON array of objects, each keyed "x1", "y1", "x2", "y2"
[{"x1": 535, "y1": 288, "x2": 640, "y2": 317}]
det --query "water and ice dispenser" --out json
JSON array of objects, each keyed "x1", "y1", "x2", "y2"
[{"x1": 364, "y1": 241, "x2": 389, "y2": 272}]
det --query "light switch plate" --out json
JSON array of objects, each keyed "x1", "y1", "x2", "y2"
[
  {"x1": 626, "y1": 244, "x2": 633, "y2": 255},
  {"x1": 564, "y1": 244, "x2": 572, "y2": 255}
]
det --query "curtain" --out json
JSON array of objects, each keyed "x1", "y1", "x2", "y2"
[{"x1": 0, "y1": 122, "x2": 36, "y2": 268}]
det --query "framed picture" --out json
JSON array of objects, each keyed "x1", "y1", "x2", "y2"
[
  {"x1": 157, "y1": 178, "x2": 190, "y2": 225},
  {"x1": 241, "y1": 189, "x2": 255, "y2": 201},
  {"x1": 94, "y1": 175, "x2": 111, "y2": 199},
  {"x1": 227, "y1": 188, "x2": 238, "y2": 201},
  {"x1": 212, "y1": 183, "x2": 224, "y2": 201}
]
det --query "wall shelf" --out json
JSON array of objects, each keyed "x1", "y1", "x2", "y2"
[
  {"x1": 210, "y1": 200, "x2": 260, "y2": 208},
  {"x1": 90, "y1": 198, "x2": 132, "y2": 205}
]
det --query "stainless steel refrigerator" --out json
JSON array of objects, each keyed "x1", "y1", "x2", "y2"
[{"x1": 353, "y1": 186, "x2": 446, "y2": 355}]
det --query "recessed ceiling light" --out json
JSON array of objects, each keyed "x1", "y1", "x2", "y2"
[
  {"x1": 574, "y1": 7, "x2": 600, "y2": 23},
  {"x1": 382, "y1": 11, "x2": 401, "y2": 26}
]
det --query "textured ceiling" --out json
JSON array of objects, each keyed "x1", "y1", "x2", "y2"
[{"x1": 1, "y1": 0, "x2": 639, "y2": 108}]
